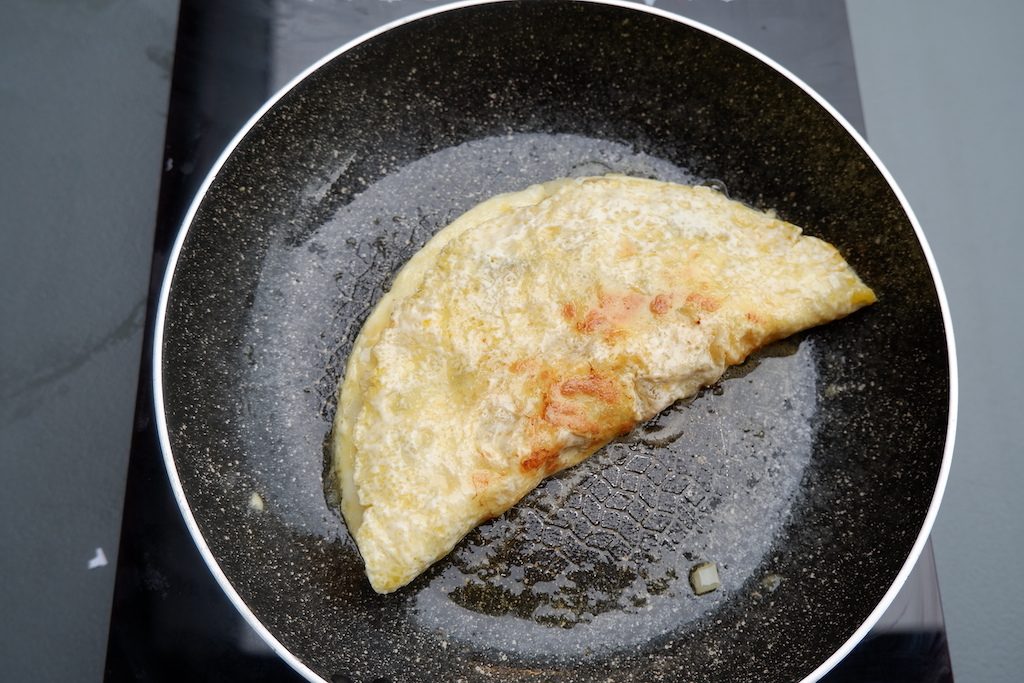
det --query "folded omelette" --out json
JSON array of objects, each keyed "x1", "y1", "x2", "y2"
[{"x1": 331, "y1": 175, "x2": 875, "y2": 593}]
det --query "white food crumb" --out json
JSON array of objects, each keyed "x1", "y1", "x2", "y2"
[
  {"x1": 87, "y1": 547, "x2": 108, "y2": 570},
  {"x1": 689, "y1": 561, "x2": 721, "y2": 595}
]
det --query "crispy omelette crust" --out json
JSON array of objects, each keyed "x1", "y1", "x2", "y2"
[{"x1": 332, "y1": 175, "x2": 876, "y2": 593}]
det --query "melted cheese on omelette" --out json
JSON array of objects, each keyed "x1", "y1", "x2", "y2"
[{"x1": 332, "y1": 175, "x2": 875, "y2": 593}]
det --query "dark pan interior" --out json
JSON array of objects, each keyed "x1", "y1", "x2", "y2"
[{"x1": 160, "y1": 2, "x2": 950, "y2": 682}]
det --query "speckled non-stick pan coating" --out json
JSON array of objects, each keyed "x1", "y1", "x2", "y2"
[{"x1": 158, "y1": 2, "x2": 950, "y2": 682}]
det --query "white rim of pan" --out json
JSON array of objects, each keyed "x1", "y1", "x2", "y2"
[{"x1": 152, "y1": 1, "x2": 958, "y2": 681}]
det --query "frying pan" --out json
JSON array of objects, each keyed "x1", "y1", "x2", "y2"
[{"x1": 154, "y1": 1, "x2": 956, "y2": 681}]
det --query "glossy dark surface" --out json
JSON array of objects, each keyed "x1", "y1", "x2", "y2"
[{"x1": 107, "y1": 1, "x2": 952, "y2": 681}]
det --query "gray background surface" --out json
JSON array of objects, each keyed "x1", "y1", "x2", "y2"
[
  {"x1": 848, "y1": 2, "x2": 1024, "y2": 679},
  {"x1": 1, "y1": 1, "x2": 1020, "y2": 681},
  {"x1": 0, "y1": 1, "x2": 178, "y2": 682}
]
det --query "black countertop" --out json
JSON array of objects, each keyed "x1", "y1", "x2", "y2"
[{"x1": 107, "y1": 1, "x2": 950, "y2": 681}]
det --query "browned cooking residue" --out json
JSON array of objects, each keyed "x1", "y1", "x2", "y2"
[
  {"x1": 558, "y1": 373, "x2": 619, "y2": 404},
  {"x1": 520, "y1": 446, "x2": 561, "y2": 473},
  {"x1": 686, "y1": 291, "x2": 720, "y2": 313},
  {"x1": 576, "y1": 290, "x2": 645, "y2": 338},
  {"x1": 509, "y1": 358, "x2": 538, "y2": 374},
  {"x1": 649, "y1": 293, "x2": 672, "y2": 316},
  {"x1": 471, "y1": 471, "x2": 490, "y2": 494}
]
